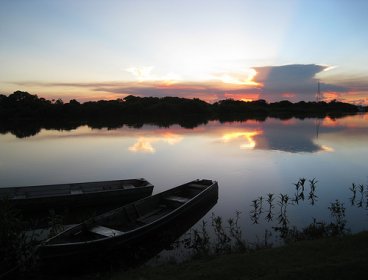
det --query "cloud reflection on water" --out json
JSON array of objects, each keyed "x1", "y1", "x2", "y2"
[
  {"x1": 128, "y1": 133, "x2": 183, "y2": 153},
  {"x1": 221, "y1": 131, "x2": 263, "y2": 149},
  {"x1": 4, "y1": 115, "x2": 367, "y2": 154}
]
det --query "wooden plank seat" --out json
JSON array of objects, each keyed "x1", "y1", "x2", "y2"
[
  {"x1": 164, "y1": 195, "x2": 190, "y2": 204},
  {"x1": 13, "y1": 194, "x2": 27, "y2": 199},
  {"x1": 89, "y1": 225, "x2": 123, "y2": 237},
  {"x1": 136, "y1": 205, "x2": 167, "y2": 224},
  {"x1": 122, "y1": 184, "x2": 135, "y2": 190},
  {"x1": 70, "y1": 189, "x2": 83, "y2": 195}
]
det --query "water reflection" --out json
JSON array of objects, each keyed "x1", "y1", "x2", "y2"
[
  {"x1": 253, "y1": 119, "x2": 324, "y2": 153},
  {"x1": 1, "y1": 115, "x2": 367, "y2": 155},
  {"x1": 126, "y1": 119, "x2": 332, "y2": 154},
  {"x1": 1, "y1": 114, "x2": 367, "y2": 243},
  {"x1": 129, "y1": 133, "x2": 183, "y2": 153},
  {"x1": 221, "y1": 131, "x2": 262, "y2": 149}
]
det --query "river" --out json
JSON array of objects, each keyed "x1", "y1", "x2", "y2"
[{"x1": 1, "y1": 113, "x2": 367, "y2": 262}]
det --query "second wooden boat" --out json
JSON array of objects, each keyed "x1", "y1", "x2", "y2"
[{"x1": 0, "y1": 178, "x2": 154, "y2": 211}]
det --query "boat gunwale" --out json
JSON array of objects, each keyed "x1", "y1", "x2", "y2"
[{"x1": 0, "y1": 178, "x2": 153, "y2": 200}]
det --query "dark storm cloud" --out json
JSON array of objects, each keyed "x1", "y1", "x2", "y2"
[{"x1": 253, "y1": 64, "x2": 348, "y2": 101}]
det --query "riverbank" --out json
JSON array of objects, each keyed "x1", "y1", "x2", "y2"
[{"x1": 109, "y1": 231, "x2": 368, "y2": 280}]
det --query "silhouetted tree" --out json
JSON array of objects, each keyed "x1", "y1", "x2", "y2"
[{"x1": 0, "y1": 91, "x2": 361, "y2": 138}]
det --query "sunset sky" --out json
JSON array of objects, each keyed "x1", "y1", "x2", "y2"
[{"x1": 1, "y1": 0, "x2": 367, "y2": 104}]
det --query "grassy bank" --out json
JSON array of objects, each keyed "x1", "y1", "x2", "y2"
[{"x1": 110, "y1": 231, "x2": 368, "y2": 280}]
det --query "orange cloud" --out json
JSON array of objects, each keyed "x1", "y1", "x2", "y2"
[
  {"x1": 323, "y1": 91, "x2": 341, "y2": 102},
  {"x1": 10, "y1": 64, "x2": 368, "y2": 104}
]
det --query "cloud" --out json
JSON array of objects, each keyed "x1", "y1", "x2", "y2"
[
  {"x1": 10, "y1": 64, "x2": 367, "y2": 103},
  {"x1": 93, "y1": 81, "x2": 263, "y2": 103},
  {"x1": 125, "y1": 66, "x2": 155, "y2": 82},
  {"x1": 212, "y1": 68, "x2": 261, "y2": 86},
  {"x1": 89, "y1": 64, "x2": 350, "y2": 102},
  {"x1": 252, "y1": 64, "x2": 348, "y2": 102},
  {"x1": 125, "y1": 66, "x2": 182, "y2": 84}
]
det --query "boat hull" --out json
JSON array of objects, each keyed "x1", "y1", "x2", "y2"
[{"x1": 0, "y1": 179, "x2": 154, "y2": 211}]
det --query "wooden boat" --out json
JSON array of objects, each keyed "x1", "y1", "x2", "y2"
[
  {"x1": 118, "y1": 192, "x2": 218, "y2": 270},
  {"x1": 38, "y1": 179, "x2": 218, "y2": 262},
  {"x1": 0, "y1": 178, "x2": 154, "y2": 211}
]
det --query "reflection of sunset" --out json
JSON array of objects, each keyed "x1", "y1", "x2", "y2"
[
  {"x1": 161, "y1": 132, "x2": 183, "y2": 145},
  {"x1": 322, "y1": 117, "x2": 338, "y2": 127},
  {"x1": 323, "y1": 114, "x2": 368, "y2": 128},
  {"x1": 222, "y1": 131, "x2": 262, "y2": 149},
  {"x1": 129, "y1": 133, "x2": 183, "y2": 153},
  {"x1": 129, "y1": 137, "x2": 155, "y2": 153}
]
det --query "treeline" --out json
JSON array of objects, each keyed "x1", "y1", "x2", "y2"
[
  {"x1": 0, "y1": 91, "x2": 212, "y2": 120},
  {"x1": 0, "y1": 90, "x2": 363, "y2": 119},
  {"x1": 0, "y1": 91, "x2": 365, "y2": 138}
]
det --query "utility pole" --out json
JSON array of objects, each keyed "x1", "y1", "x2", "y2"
[{"x1": 316, "y1": 81, "x2": 321, "y2": 102}]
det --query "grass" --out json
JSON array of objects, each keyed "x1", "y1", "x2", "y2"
[{"x1": 110, "y1": 231, "x2": 368, "y2": 280}]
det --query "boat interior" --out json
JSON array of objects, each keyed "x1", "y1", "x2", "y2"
[{"x1": 50, "y1": 181, "x2": 212, "y2": 243}]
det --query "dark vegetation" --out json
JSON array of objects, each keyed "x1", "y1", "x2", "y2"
[
  {"x1": 0, "y1": 91, "x2": 365, "y2": 138},
  {"x1": 0, "y1": 199, "x2": 38, "y2": 278},
  {"x1": 116, "y1": 231, "x2": 368, "y2": 280}
]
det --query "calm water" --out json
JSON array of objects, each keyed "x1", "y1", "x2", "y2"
[{"x1": 1, "y1": 114, "x2": 368, "y2": 252}]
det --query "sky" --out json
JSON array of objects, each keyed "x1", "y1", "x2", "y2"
[{"x1": 1, "y1": 0, "x2": 368, "y2": 104}]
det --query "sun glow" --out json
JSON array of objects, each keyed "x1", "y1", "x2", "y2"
[
  {"x1": 126, "y1": 66, "x2": 181, "y2": 85},
  {"x1": 218, "y1": 68, "x2": 261, "y2": 86},
  {"x1": 223, "y1": 93, "x2": 260, "y2": 102},
  {"x1": 222, "y1": 131, "x2": 262, "y2": 149},
  {"x1": 125, "y1": 66, "x2": 155, "y2": 82}
]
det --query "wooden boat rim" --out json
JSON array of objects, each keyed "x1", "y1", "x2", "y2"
[
  {"x1": 0, "y1": 178, "x2": 154, "y2": 202},
  {"x1": 0, "y1": 178, "x2": 151, "y2": 190}
]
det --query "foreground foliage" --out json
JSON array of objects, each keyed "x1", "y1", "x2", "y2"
[{"x1": 0, "y1": 199, "x2": 36, "y2": 277}]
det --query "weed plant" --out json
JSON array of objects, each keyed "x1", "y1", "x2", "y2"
[{"x1": 185, "y1": 177, "x2": 364, "y2": 259}]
